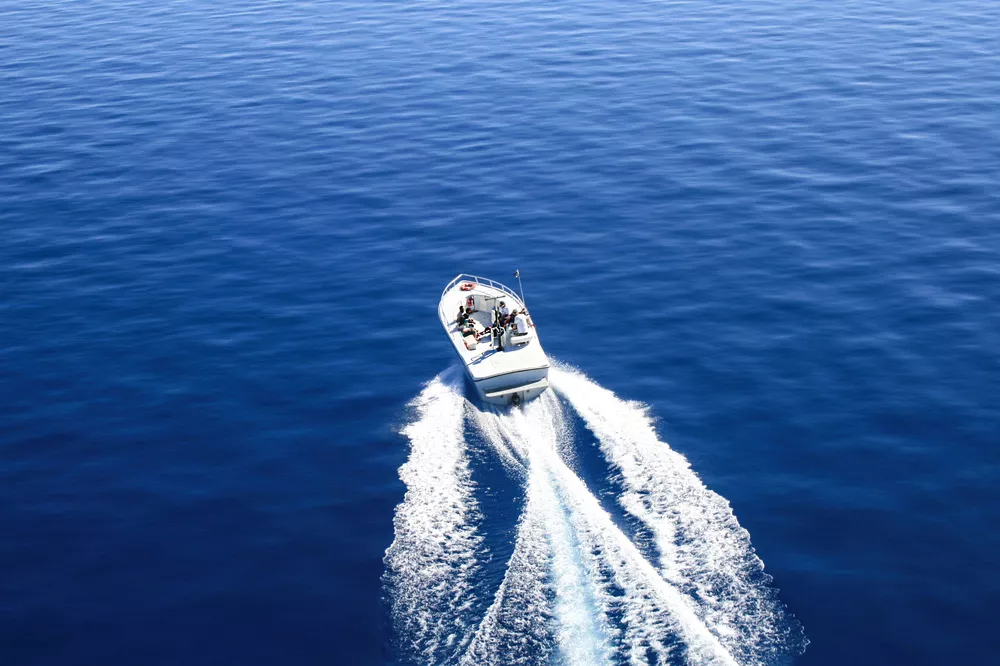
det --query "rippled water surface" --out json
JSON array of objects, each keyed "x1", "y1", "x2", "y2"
[{"x1": 2, "y1": 1, "x2": 999, "y2": 664}]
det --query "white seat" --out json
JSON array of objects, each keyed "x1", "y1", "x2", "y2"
[{"x1": 509, "y1": 329, "x2": 534, "y2": 345}]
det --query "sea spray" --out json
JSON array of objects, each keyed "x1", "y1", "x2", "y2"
[
  {"x1": 551, "y1": 363, "x2": 808, "y2": 664},
  {"x1": 460, "y1": 472, "x2": 552, "y2": 666},
  {"x1": 388, "y1": 364, "x2": 805, "y2": 665},
  {"x1": 512, "y1": 395, "x2": 738, "y2": 666},
  {"x1": 384, "y1": 371, "x2": 485, "y2": 664},
  {"x1": 474, "y1": 395, "x2": 616, "y2": 666}
]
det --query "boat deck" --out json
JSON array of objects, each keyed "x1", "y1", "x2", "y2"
[{"x1": 439, "y1": 280, "x2": 549, "y2": 383}]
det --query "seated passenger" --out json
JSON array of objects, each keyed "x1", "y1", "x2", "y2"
[
  {"x1": 498, "y1": 301, "x2": 511, "y2": 324},
  {"x1": 456, "y1": 305, "x2": 467, "y2": 326},
  {"x1": 513, "y1": 312, "x2": 530, "y2": 335},
  {"x1": 461, "y1": 307, "x2": 478, "y2": 336}
]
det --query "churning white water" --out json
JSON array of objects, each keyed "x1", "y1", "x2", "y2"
[
  {"x1": 385, "y1": 364, "x2": 804, "y2": 666},
  {"x1": 383, "y1": 370, "x2": 485, "y2": 664}
]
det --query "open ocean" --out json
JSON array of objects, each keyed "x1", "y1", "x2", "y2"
[{"x1": 2, "y1": 1, "x2": 998, "y2": 664}]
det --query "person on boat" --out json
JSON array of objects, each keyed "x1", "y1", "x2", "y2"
[
  {"x1": 460, "y1": 307, "x2": 478, "y2": 337},
  {"x1": 456, "y1": 305, "x2": 468, "y2": 326},
  {"x1": 513, "y1": 311, "x2": 530, "y2": 335},
  {"x1": 498, "y1": 301, "x2": 511, "y2": 324}
]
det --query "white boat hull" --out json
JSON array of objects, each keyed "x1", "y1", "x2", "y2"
[
  {"x1": 472, "y1": 369, "x2": 549, "y2": 406},
  {"x1": 439, "y1": 274, "x2": 550, "y2": 407}
]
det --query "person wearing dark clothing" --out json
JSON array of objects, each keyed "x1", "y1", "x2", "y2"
[{"x1": 460, "y1": 306, "x2": 478, "y2": 337}]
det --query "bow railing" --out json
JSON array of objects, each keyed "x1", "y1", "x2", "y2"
[{"x1": 440, "y1": 274, "x2": 521, "y2": 302}]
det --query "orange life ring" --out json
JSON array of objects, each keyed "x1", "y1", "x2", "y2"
[{"x1": 460, "y1": 282, "x2": 475, "y2": 291}]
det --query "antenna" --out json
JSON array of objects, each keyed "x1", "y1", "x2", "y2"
[{"x1": 514, "y1": 268, "x2": 526, "y2": 308}]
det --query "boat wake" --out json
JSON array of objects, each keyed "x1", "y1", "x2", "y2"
[{"x1": 384, "y1": 363, "x2": 806, "y2": 665}]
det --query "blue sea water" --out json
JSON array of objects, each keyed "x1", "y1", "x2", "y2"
[{"x1": 2, "y1": 0, "x2": 999, "y2": 664}]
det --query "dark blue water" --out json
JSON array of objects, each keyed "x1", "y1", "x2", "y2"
[{"x1": 2, "y1": 1, "x2": 999, "y2": 664}]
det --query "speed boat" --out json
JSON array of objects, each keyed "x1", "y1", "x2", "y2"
[{"x1": 438, "y1": 274, "x2": 550, "y2": 406}]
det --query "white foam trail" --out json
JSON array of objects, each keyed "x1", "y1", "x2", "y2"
[
  {"x1": 461, "y1": 476, "x2": 552, "y2": 666},
  {"x1": 526, "y1": 429, "x2": 615, "y2": 666},
  {"x1": 384, "y1": 370, "x2": 484, "y2": 665},
  {"x1": 551, "y1": 364, "x2": 805, "y2": 665},
  {"x1": 518, "y1": 395, "x2": 739, "y2": 666},
  {"x1": 387, "y1": 364, "x2": 803, "y2": 666},
  {"x1": 473, "y1": 397, "x2": 616, "y2": 666},
  {"x1": 474, "y1": 393, "x2": 737, "y2": 666}
]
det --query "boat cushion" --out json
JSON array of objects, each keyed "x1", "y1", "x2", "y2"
[{"x1": 509, "y1": 330, "x2": 534, "y2": 345}]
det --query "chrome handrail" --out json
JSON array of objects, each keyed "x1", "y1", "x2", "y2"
[{"x1": 440, "y1": 274, "x2": 521, "y2": 303}]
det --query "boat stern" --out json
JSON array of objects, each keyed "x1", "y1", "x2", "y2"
[{"x1": 476, "y1": 373, "x2": 549, "y2": 407}]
